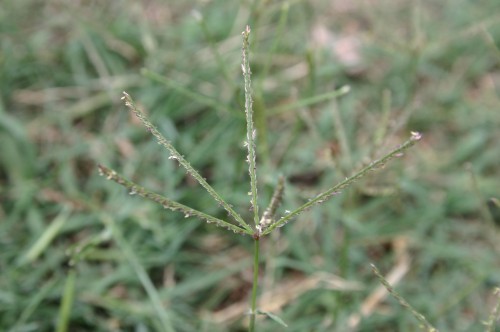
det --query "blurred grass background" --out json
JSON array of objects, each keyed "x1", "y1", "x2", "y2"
[{"x1": 1, "y1": 0, "x2": 499, "y2": 331}]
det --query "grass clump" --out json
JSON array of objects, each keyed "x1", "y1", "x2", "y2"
[{"x1": 98, "y1": 26, "x2": 422, "y2": 331}]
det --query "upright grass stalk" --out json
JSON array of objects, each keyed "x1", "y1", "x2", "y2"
[
  {"x1": 242, "y1": 26, "x2": 261, "y2": 331},
  {"x1": 98, "y1": 25, "x2": 422, "y2": 331}
]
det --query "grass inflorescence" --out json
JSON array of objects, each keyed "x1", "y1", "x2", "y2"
[{"x1": 97, "y1": 26, "x2": 423, "y2": 331}]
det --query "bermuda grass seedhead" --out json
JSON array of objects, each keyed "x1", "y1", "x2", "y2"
[{"x1": 98, "y1": 26, "x2": 422, "y2": 330}]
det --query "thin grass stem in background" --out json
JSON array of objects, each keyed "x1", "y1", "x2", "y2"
[
  {"x1": 371, "y1": 264, "x2": 438, "y2": 332},
  {"x1": 267, "y1": 86, "x2": 350, "y2": 115}
]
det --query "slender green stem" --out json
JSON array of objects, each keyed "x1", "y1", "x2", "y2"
[
  {"x1": 263, "y1": 132, "x2": 422, "y2": 235},
  {"x1": 249, "y1": 238, "x2": 260, "y2": 332}
]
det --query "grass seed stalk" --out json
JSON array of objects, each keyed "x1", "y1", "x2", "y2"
[{"x1": 98, "y1": 25, "x2": 422, "y2": 331}]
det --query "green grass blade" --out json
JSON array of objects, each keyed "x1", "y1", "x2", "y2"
[
  {"x1": 103, "y1": 214, "x2": 175, "y2": 332},
  {"x1": 19, "y1": 207, "x2": 71, "y2": 265},
  {"x1": 256, "y1": 309, "x2": 288, "y2": 328},
  {"x1": 56, "y1": 269, "x2": 76, "y2": 332}
]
